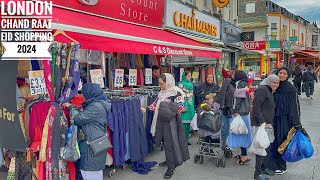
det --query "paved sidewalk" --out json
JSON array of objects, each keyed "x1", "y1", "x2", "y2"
[{"x1": 0, "y1": 83, "x2": 319, "y2": 180}]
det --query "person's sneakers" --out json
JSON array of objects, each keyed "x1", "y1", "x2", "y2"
[
  {"x1": 159, "y1": 161, "x2": 167, "y2": 167},
  {"x1": 254, "y1": 174, "x2": 270, "y2": 180},
  {"x1": 164, "y1": 168, "x2": 174, "y2": 179},
  {"x1": 263, "y1": 169, "x2": 275, "y2": 176},
  {"x1": 275, "y1": 169, "x2": 287, "y2": 175}
]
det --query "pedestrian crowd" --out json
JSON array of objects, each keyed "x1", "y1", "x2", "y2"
[{"x1": 61, "y1": 65, "x2": 314, "y2": 180}]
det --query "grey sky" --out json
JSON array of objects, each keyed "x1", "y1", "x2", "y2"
[{"x1": 271, "y1": 0, "x2": 320, "y2": 25}]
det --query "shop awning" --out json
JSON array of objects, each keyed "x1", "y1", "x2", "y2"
[
  {"x1": 292, "y1": 50, "x2": 320, "y2": 59},
  {"x1": 51, "y1": 7, "x2": 221, "y2": 58}
]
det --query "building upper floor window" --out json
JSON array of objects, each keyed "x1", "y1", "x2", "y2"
[
  {"x1": 246, "y1": 3, "x2": 255, "y2": 13},
  {"x1": 271, "y1": 23, "x2": 277, "y2": 29}
]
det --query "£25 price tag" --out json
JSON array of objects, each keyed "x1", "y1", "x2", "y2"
[
  {"x1": 145, "y1": 68, "x2": 152, "y2": 85},
  {"x1": 114, "y1": 69, "x2": 124, "y2": 87},
  {"x1": 90, "y1": 69, "x2": 105, "y2": 88},
  {"x1": 129, "y1": 69, "x2": 137, "y2": 86},
  {"x1": 28, "y1": 70, "x2": 47, "y2": 95}
]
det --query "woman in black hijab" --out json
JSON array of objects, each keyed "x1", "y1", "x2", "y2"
[
  {"x1": 195, "y1": 74, "x2": 220, "y2": 107},
  {"x1": 266, "y1": 67, "x2": 301, "y2": 175}
]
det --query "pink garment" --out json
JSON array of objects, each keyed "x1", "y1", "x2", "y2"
[{"x1": 234, "y1": 88, "x2": 247, "y2": 98}]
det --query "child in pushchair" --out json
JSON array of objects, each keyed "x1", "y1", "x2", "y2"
[{"x1": 194, "y1": 104, "x2": 226, "y2": 167}]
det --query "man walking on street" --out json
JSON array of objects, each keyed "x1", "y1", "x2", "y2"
[
  {"x1": 293, "y1": 64, "x2": 303, "y2": 95},
  {"x1": 303, "y1": 66, "x2": 318, "y2": 99}
]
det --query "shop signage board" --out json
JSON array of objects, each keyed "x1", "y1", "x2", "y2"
[
  {"x1": 145, "y1": 68, "x2": 152, "y2": 85},
  {"x1": 49, "y1": 0, "x2": 165, "y2": 28},
  {"x1": 0, "y1": 61, "x2": 28, "y2": 151},
  {"x1": 240, "y1": 32, "x2": 255, "y2": 41},
  {"x1": 90, "y1": 69, "x2": 105, "y2": 88},
  {"x1": 241, "y1": 41, "x2": 265, "y2": 50},
  {"x1": 213, "y1": 0, "x2": 230, "y2": 8},
  {"x1": 290, "y1": 36, "x2": 298, "y2": 42},
  {"x1": 164, "y1": 0, "x2": 221, "y2": 40},
  {"x1": 129, "y1": 69, "x2": 137, "y2": 86},
  {"x1": 114, "y1": 69, "x2": 124, "y2": 87},
  {"x1": 28, "y1": 70, "x2": 47, "y2": 95}
]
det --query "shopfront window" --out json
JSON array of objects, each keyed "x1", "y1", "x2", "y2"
[{"x1": 241, "y1": 55, "x2": 261, "y2": 77}]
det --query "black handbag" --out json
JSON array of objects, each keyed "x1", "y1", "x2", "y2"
[
  {"x1": 87, "y1": 134, "x2": 112, "y2": 156},
  {"x1": 197, "y1": 110, "x2": 222, "y2": 132}
]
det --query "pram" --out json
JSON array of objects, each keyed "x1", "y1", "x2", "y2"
[{"x1": 193, "y1": 109, "x2": 226, "y2": 168}]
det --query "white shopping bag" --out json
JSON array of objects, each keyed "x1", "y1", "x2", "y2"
[
  {"x1": 190, "y1": 113, "x2": 198, "y2": 131},
  {"x1": 230, "y1": 115, "x2": 248, "y2": 135},
  {"x1": 252, "y1": 125, "x2": 270, "y2": 149}
]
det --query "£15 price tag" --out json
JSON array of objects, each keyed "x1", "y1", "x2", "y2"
[
  {"x1": 90, "y1": 69, "x2": 105, "y2": 88},
  {"x1": 28, "y1": 70, "x2": 47, "y2": 95},
  {"x1": 114, "y1": 69, "x2": 124, "y2": 87},
  {"x1": 145, "y1": 68, "x2": 152, "y2": 85},
  {"x1": 129, "y1": 69, "x2": 137, "y2": 86}
]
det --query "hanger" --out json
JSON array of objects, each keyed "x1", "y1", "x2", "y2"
[{"x1": 53, "y1": 29, "x2": 79, "y2": 44}]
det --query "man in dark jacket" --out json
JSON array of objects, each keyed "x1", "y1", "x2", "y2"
[
  {"x1": 293, "y1": 65, "x2": 302, "y2": 95},
  {"x1": 303, "y1": 66, "x2": 318, "y2": 99}
]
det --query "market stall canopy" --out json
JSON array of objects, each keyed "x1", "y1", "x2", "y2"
[
  {"x1": 51, "y1": 8, "x2": 221, "y2": 58},
  {"x1": 292, "y1": 50, "x2": 320, "y2": 59}
]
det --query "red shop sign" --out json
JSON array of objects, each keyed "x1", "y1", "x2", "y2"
[
  {"x1": 241, "y1": 41, "x2": 265, "y2": 50},
  {"x1": 50, "y1": 0, "x2": 165, "y2": 28}
]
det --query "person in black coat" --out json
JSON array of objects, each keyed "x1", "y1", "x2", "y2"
[
  {"x1": 266, "y1": 67, "x2": 302, "y2": 175},
  {"x1": 195, "y1": 74, "x2": 220, "y2": 107},
  {"x1": 302, "y1": 66, "x2": 318, "y2": 98},
  {"x1": 252, "y1": 75, "x2": 280, "y2": 180},
  {"x1": 293, "y1": 64, "x2": 302, "y2": 95}
]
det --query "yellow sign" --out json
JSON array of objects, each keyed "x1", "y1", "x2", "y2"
[
  {"x1": 213, "y1": 0, "x2": 230, "y2": 8},
  {"x1": 173, "y1": 9, "x2": 218, "y2": 37},
  {"x1": 266, "y1": 43, "x2": 270, "y2": 49}
]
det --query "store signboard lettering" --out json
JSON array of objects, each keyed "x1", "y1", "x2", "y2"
[
  {"x1": 28, "y1": 70, "x2": 47, "y2": 95},
  {"x1": 153, "y1": 46, "x2": 193, "y2": 56},
  {"x1": 50, "y1": 0, "x2": 165, "y2": 28},
  {"x1": 129, "y1": 69, "x2": 137, "y2": 86},
  {"x1": 241, "y1": 41, "x2": 265, "y2": 50},
  {"x1": 90, "y1": 69, "x2": 105, "y2": 88},
  {"x1": 164, "y1": 0, "x2": 221, "y2": 39},
  {"x1": 145, "y1": 68, "x2": 152, "y2": 85},
  {"x1": 114, "y1": 69, "x2": 124, "y2": 87}
]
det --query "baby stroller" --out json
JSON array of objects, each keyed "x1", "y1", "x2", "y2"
[{"x1": 194, "y1": 108, "x2": 226, "y2": 167}]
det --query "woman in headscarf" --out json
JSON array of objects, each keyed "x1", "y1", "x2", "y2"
[
  {"x1": 251, "y1": 75, "x2": 280, "y2": 180},
  {"x1": 177, "y1": 71, "x2": 195, "y2": 144},
  {"x1": 195, "y1": 74, "x2": 220, "y2": 107},
  {"x1": 63, "y1": 83, "x2": 111, "y2": 180},
  {"x1": 228, "y1": 70, "x2": 252, "y2": 165},
  {"x1": 266, "y1": 67, "x2": 301, "y2": 175},
  {"x1": 148, "y1": 73, "x2": 189, "y2": 179}
]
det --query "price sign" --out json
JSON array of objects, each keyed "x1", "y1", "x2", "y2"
[
  {"x1": 114, "y1": 69, "x2": 124, "y2": 87},
  {"x1": 129, "y1": 69, "x2": 137, "y2": 86},
  {"x1": 90, "y1": 69, "x2": 105, "y2": 88},
  {"x1": 78, "y1": 79, "x2": 83, "y2": 91},
  {"x1": 28, "y1": 70, "x2": 47, "y2": 95},
  {"x1": 145, "y1": 68, "x2": 152, "y2": 85}
]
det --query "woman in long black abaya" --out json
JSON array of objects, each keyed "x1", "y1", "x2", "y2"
[{"x1": 266, "y1": 67, "x2": 302, "y2": 175}]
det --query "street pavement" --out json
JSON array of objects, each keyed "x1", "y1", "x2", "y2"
[{"x1": 0, "y1": 82, "x2": 319, "y2": 180}]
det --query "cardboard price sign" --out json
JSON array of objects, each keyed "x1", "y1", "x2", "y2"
[
  {"x1": 90, "y1": 69, "x2": 105, "y2": 88},
  {"x1": 145, "y1": 68, "x2": 152, "y2": 85},
  {"x1": 114, "y1": 69, "x2": 124, "y2": 87},
  {"x1": 28, "y1": 70, "x2": 47, "y2": 95},
  {"x1": 129, "y1": 69, "x2": 137, "y2": 86}
]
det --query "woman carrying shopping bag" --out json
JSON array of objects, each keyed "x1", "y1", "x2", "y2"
[
  {"x1": 251, "y1": 75, "x2": 280, "y2": 180},
  {"x1": 228, "y1": 70, "x2": 252, "y2": 165},
  {"x1": 267, "y1": 67, "x2": 302, "y2": 175},
  {"x1": 177, "y1": 71, "x2": 195, "y2": 144}
]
